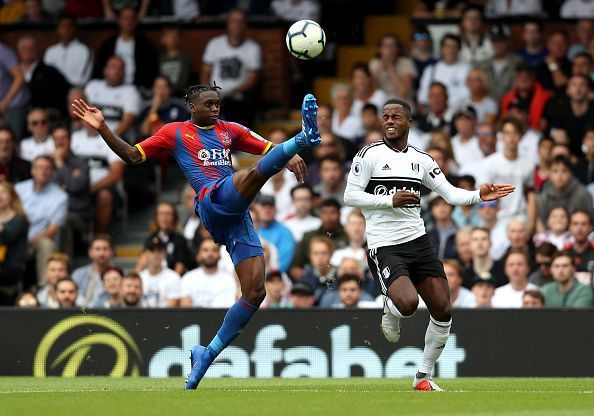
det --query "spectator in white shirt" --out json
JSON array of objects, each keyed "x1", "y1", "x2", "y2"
[
  {"x1": 19, "y1": 108, "x2": 54, "y2": 162},
  {"x1": 180, "y1": 239, "x2": 237, "y2": 308},
  {"x1": 561, "y1": 0, "x2": 594, "y2": 18},
  {"x1": 44, "y1": 13, "x2": 93, "y2": 87},
  {"x1": 492, "y1": 249, "x2": 539, "y2": 308},
  {"x1": 271, "y1": 0, "x2": 320, "y2": 21},
  {"x1": 201, "y1": 9, "x2": 261, "y2": 127},
  {"x1": 466, "y1": 68, "x2": 498, "y2": 124},
  {"x1": 84, "y1": 56, "x2": 141, "y2": 143},
  {"x1": 451, "y1": 105, "x2": 482, "y2": 170},
  {"x1": 140, "y1": 236, "x2": 181, "y2": 308},
  {"x1": 350, "y1": 62, "x2": 387, "y2": 118},
  {"x1": 283, "y1": 183, "x2": 321, "y2": 242},
  {"x1": 418, "y1": 34, "x2": 471, "y2": 109},
  {"x1": 330, "y1": 83, "x2": 365, "y2": 143},
  {"x1": 331, "y1": 210, "x2": 366, "y2": 269}
]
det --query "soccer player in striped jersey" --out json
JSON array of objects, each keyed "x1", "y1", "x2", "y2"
[
  {"x1": 344, "y1": 98, "x2": 514, "y2": 391},
  {"x1": 72, "y1": 84, "x2": 320, "y2": 389}
]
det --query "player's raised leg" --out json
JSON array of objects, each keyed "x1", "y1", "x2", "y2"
[{"x1": 413, "y1": 277, "x2": 452, "y2": 392}]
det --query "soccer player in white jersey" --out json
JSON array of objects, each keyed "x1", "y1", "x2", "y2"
[{"x1": 344, "y1": 98, "x2": 514, "y2": 391}]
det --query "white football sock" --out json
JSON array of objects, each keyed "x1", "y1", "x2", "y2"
[
  {"x1": 386, "y1": 297, "x2": 414, "y2": 318},
  {"x1": 418, "y1": 315, "x2": 452, "y2": 376}
]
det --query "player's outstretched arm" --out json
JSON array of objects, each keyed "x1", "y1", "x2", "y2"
[
  {"x1": 478, "y1": 183, "x2": 515, "y2": 201},
  {"x1": 72, "y1": 99, "x2": 143, "y2": 165}
]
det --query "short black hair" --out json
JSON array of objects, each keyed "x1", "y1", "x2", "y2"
[
  {"x1": 383, "y1": 98, "x2": 412, "y2": 115},
  {"x1": 337, "y1": 274, "x2": 362, "y2": 288},
  {"x1": 539, "y1": 136, "x2": 554, "y2": 146},
  {"x1": 571, "y1": 209, "x2": 593, "y2": 225},
  {"x1": 550, "y1": 155, "x2": 572, "y2": 170},
  {"x1": 571, "y1": 73, "x2": 592, "y2": 88},
  {"x1": 319, "y1": 154, "x2": 343, "y2": 167},
  {"x1": 462, "y1": 4, "x2": 483, "y2": 17},
  {"x1": 56, "y1": 277, "x2": 78, "y2": 291},
  {"x1": 429, "y1": 81, "x2": 448, "y2": 95},
  {"x1": 515, "y1": 61, "x2": 536, "y2": 75},
  {"x1": 0, "y1": 126, "x2": 16, "y2": 141},
  {"x1": 185, "y1": 83, "x2": 222, "y2": 105},
  {"x1": 321, "y1": 198, "x2": 341, "y2": 211},
  {"x1": 524, "y1": 19, "x2": 543, "y2": 31},
  {"x1": 351, "y1": 62, "x2": 371, "y2": 78},
  {"x1": 574, "y1": 52, "x2": 594, "y2": 65},
  {"x1": 536, "y1": 242, "x2": 558, "y2": 257},
  {"x1": 551, "y1": 250, "x2": 574, "y2": 265},
  {"x1": 362, "y1": 103, "x2": 378, "y2": 114},
  {"x1": 290, "y1": 183, "x2": 314, "y2": 199},
  {"x1": 440, "y1": 33, "x2": 461, "y2": 49}
]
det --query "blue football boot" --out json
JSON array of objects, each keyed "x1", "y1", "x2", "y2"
[{"x1": 184, "y1": 345, "x2": 211, "y2": 390}]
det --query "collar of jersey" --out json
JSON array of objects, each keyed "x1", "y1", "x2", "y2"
[
  {"x1": 383, "y1": 138, "x2": 408, "y2": 153},
  {"x1": 188, "y1": 121, "x2": 215, "y2": 130}
]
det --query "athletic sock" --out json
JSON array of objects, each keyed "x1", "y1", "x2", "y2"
[
  {"x1": 386, "y1": 297, "x2": 414, "y2": 318},
  {"x1": 418, "y1": 315, "x2": 452, "y2": 376},
  {"x1": 255, "y1": 134, "x2": 303, "y2": 178},
  {"x1": 203, "y1": 297, "x2": 258, "y2": 363}
]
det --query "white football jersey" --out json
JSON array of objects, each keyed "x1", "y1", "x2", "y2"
[{"x1": 346, "y1": 141, "x2": 449, "y2": 249}]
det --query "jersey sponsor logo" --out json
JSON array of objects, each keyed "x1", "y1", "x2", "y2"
[
  {"x1": 365, "y1": 178, "x2": 421, "y2": 207},
  {"x1": 411, "y1": 163, "x2": 419, "y2": 172},
  {"x1": 382, "y1": 164, "x2": 390, "y2": 171},
  {"x1": 382, "y1": 267, "x2": 390, "y2": 280},
  {"x1": 352, "y1": 161, "x2": 362, "y2": 176},
  {"x1": 219, "y1": 132, "x2": 232, "y2": 145},
  {"x1": 197, "y1": 148, "x2": 232, "y2": 166}
]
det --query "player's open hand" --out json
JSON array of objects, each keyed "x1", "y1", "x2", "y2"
[
  {"x1": 392, "y1": 191, "x2": 420, "y2": 208},
  {"x1": 286, "y1": 154, "x2": 307, "y2": 183},
  {"x1": 479, "y1": 183, "x2": 515, "y2": 201},
  {"x1": 71, "y1": 99, "x2": 105, "y2": 130}
]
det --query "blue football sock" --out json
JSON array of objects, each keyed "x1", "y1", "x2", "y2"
[
  {"x1": 204, "y1": 297, "x2": 258, "y2": 362},
  {"x1": 255, "y1": 135, "x2": 302, "y2": 178}
]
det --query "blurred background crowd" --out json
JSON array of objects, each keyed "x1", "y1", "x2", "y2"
[{"x1": 1, "y1": 0, "x2": 594, "y2": 310}]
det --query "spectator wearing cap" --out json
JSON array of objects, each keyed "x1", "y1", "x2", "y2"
[
  {"x1": 56, "y1": 278, "x2": 79, "y2": 309},
  {"x1": 330, "y1": 274, "x2": 378, "y2": 309},
  {"x1": 466, "y1": 69, "x2": 498, "y2": 124},
  {"x1": 542, "y1": 251, "x2": 593, "y2": 307},
  {"x1": 451, "y1": 176, "x2": 481, "y2": 228},
  {"x1": 470, "y1": 274, "x2": 496, "y2": 308},
  {"x1": 314, "y1": 155, "x2": 346, "y2": 206},
  {"x1": 451, "y1": 106, "x2": 482, "y2": 170},
  {"x1": 43, "y1": 12, "x2": 93, "y2": 87},
  {"x1": 180, "y1": 239, "x2": 237, "y2": 308},
  {"x1": 288, "y1": 281, "x2": 316, "y2": 308},
  {"x1": 136, "y1": 201, "x2": 191, "y2": 276},
  {"x1": 501, "y1": 63, "x2": 551, "y2": 130},
  {"x1": 409, "y1": 26, "x2": 436, "y2": 91},
  {"x1": 537, "y1": 29, "x2": 572, "y2": 94},
  {"x1": 93, "y1": 6, "x2": 158, "y2": 90},
  {"x1": 368, "y1": 34, "x2": 417, "y2": 103},
  {"x1": 492, "y1": 249, "x2": 539, "y2": 308},
  {"x1": 92, "y1": 267, "x2": 124, "y2": 308},
  {"x1": 300, "y1": 235, "x2": 338, "y2": 301},
  {"x1": 290, "y1": 198, "x2": 348, "y2": 280},
  {"x1": 516, "y1": 20, "x2": 548, "y2": 66},
  {"x1": 426, "y1": 195, "x2": 457, "y2": 261},
  {"x1": 463, "y1": 227, "x2": 505, "y2": 288},
  {"x1": 19, "y1": 108, "x2": 55, "y2": 163},
  {"x1": 16, "y1": 156, "x2": 68, "y2": 286},
  {"x1": 262, "y1": 270, "x2": 289, "y2": 308},
  {"x1": 0, "y1": 127, "x2": 30, "y2": 184},
  {"x1": 120, "y1": 273, "x2": 144, "y2": 308},
  {"x1": 528, "y1": 242, "x2": 557, "y2": 287},
  {"x1": 564, "y1": 210, "x2": 594, "y2": 278},
  {"x1": 419, "y1": 33, "x2": 470, "y2": 109},
  {"x1": 459, "y1": 5, "x2": 493, "y2": 65},
  {"x1": 72, "y1": 235, "x2": 113, "y2": 306},
  {"x1": 561, "y1": 0, "x2": 594, "y2": 19},
  {"x1": 255, "y1": 195, "x2": 295, "y2": 273},
  {"x1": 139, "y1": 236, "x2": 181, "y2": 308},
  {"x1": 283, "y1": 184, "x2": 321, "y2": 242},
  {"x1": 522, "y1": 289, "x2": 545, "y2": 308},
  {"x1": 538, "y1": 157, "x2": 593, "y2": 225},
  {"x1": 546, "y1": 75, "x2": 594, "y2": 156},
  {"x1": 568, "y1": 19, "x2": 594, "y2": 60},
  {"x1": 478, "y1": 24, "x2": 521, "y2": 103},
  {"x1": 414, "y1": 82, "x2": 456, "y2": 136}
]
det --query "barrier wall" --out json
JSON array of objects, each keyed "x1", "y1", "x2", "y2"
[{"x1": 1, "y1": 309, "x2": 592, "y2": 377}]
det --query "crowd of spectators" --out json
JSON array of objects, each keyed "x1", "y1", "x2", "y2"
[{"x1": 2, "y1": 1, "x2": 594, "y2": 310}]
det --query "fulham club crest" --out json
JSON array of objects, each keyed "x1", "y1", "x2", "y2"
[{"x1": 411, "y1": 162, "x2": 419, "y2": 172}]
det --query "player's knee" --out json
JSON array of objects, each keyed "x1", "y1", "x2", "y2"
[
  {"x1": 395, "y1": 296, "x2": 419, "y2": 317},
  {"x1": 432, "y1": 302, "x2": 452, "y2": 322},
  {"x1": 244, "y1": 284, "x2": 266, "y2": 306}
]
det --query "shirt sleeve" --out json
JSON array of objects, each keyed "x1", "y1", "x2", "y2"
[
  {"x1": 422, "y1": 157, "x2": 449, "y2": 191},
  {"x1": 166, "y1": 274, "x2": 181, "y2": 301},
  {"x1": 202, "y1": 39, "x2": 216, "y2": 65},
  {"x1": 135, "y1": 123, "x2": 178, "y2": 161},
  {"x1": 344, "y1": 155, "x2": 393, "y2": 209},
  {"x1": 228, "y1": 122, "x2": 272, "y2": 155},
  {"x1": 247, "y1": 42, "x2": 262, "y2": 71}
]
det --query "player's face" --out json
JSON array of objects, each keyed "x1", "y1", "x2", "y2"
[
  {"x1": 339, "y1": 281, "x2": 361, "y2": 307},
  {"x1": 382, "y1": 104, "x2": 412, "y2": 141},
  {"x1": 191, "y1": 91, "x2": 220, "y2": 126},
  {"x1": 570, "y1": 213, "x2": 592, "y2": 242}
]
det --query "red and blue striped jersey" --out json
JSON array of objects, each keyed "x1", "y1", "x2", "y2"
[{"x1": 135, "y1": 120, "x2": 272, "y2": 193}]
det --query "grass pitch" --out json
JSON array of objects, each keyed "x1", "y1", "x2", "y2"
[{"x1": 1, "y1": 377, "x2": 593, "y2": 416}]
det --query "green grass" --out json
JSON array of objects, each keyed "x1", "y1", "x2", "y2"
[{"x1": 1, "y1": 378, "x2": 593, "y2": 416}]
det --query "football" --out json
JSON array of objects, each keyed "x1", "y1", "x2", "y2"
[{"x1": 286, "y1": 20, "x2": 326, "y2": 60}]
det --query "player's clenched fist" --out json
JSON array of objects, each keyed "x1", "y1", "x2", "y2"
[{"x1": 392, "y1": 191, "x2": 420, "y2": 208}]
